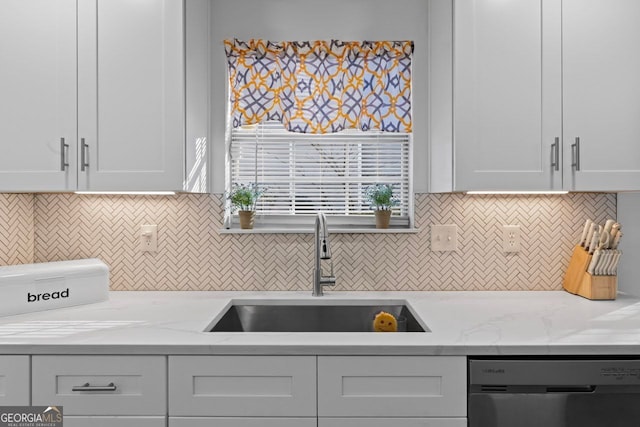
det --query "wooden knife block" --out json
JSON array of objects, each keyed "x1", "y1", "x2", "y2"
[{"x1": 563, "y1": 245, "x2": 617, "y2": 300}]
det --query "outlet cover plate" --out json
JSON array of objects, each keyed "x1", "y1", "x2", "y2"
[
  {"x1": 431, "y1": 224, "x2": 458, "y2": 252},
  {"x1": 502, "y1": 225, "x2": 521, "y2": 253},
  {"x1": 140, "y1": 224, "x2": 158, "y2": 252}
]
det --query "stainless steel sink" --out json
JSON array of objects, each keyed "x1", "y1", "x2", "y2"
[{"x1": 207, "y1": 300, "x2": 428, "y2": 332}]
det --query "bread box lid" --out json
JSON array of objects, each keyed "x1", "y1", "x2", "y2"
[{"x1": 0, "y1": 259, "x2": 109, "y2": 317}]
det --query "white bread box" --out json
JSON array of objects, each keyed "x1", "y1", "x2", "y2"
[{"x1": 0, "y1": 259, "x2": 109, "y2": 317}]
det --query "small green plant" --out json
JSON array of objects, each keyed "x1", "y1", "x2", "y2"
[
  {"x1": 227, "y1": 183, "x2": 266, "y2": 212},
  {"x1": 364, "y1": 184, "x2": 399, "y2": 211}
]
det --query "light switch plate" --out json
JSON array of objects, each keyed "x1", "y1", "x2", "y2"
[{"x1": 431, "y1": 224, "x2": 458, "y2": 252}]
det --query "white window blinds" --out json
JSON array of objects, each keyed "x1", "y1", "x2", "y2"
[{"x1": 229, "y1": 122, "x2": 412, "y2": 227}]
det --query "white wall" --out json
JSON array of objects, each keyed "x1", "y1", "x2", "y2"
[
  {"x1": 617, "y1": 193, "x2": 640, "y2": 296},
  {"x1": 209, "y1": 0, "x2": 432, "y2": 193}
]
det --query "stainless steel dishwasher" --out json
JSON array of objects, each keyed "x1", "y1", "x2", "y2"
[{"x1": 469, "y1": 358, "x2": 640, "y2": 427}]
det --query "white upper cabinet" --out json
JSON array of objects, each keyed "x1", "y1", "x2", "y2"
[
  {"x1": 450, "y1": 0, "x2": 640, "y2": 192},
  {"x1": 77, "y1": 0, "x2": 184, "y2": 191},
  {"x1": 0, "y1": 0, "x2": 78, "y2": 192},
  {"x1": 563, "y1": 0, "x2": 640, "y2": 191},
  {"x1": 454, "y1": 0, "x2": 562, "y2": 191},
  {"x1": 0, "y1": 0, "x2": 208, "y2": 193}
]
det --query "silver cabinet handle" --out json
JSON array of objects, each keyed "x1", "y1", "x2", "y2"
[
  {"x1": 60, "y1": 138, "x2": 69, "y2": 171},
  {"x1": 72, "y1": 382, "x2": 117, "y2": 392},
  {"x1": 551, "y1": 137, "x2": 560, "y2": 171},
  {"x1": 571, "y1": 137, "x2": 581, "y2": 171},
  {"x1": 80, "y1": 138, "x2": 89, "y2": 172}
]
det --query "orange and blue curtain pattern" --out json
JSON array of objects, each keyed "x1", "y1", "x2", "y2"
[{"x1": 224, "y1": 39, "x2": 414, "y2": 134}]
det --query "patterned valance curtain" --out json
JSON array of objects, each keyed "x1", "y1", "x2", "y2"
[{"x1": 224, "y1": 39, "x2": 414, "y2": 134}]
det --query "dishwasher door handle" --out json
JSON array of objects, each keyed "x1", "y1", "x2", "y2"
[{"x1": 546, "y1": 385, "x2": 596, "y2": 393}]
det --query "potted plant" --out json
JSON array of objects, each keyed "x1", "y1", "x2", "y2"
[
  {"x1": 227, "y1": 183, "x2": 265, "y2": 229},
  {"x1": 365, "y1": 184, "x2": 399, "y2": 229}
]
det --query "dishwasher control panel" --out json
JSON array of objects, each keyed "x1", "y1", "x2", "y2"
[{"x1": 470, "y1": 358, "x2": 640, "y2": 387}]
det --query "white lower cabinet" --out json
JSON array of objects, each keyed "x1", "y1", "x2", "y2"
[
  {"x1": 169, "y1": 417, "x2": 317, "y2": 427},
  {"x1": 32, "y1": 355, "x2": 166, "y2": 417},
  {"x1": 318, "y1": 356, "x2": 466, "y2": 418},
  {"x1": 0, "y1": 355, "x2": 30, "y2": 405},
  {"x1": 64, "y1": 416, "x2": 166, "y2": 427},
  {"x1": 169, "y1": 355, "x2": 466, "y2": 425},
  {"x1": 24, "y1": 353, "x2": 467, "y2": 425},
  {"x1": 169, "y1": 355, "x2": 317, "y2": 419},
  {"x1": 319, "y1": 419, "x2": 468, "y2": 427}
]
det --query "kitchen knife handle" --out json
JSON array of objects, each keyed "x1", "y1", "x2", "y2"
[
  {"x1": 585, "y1": 223, "x2": 596, "y2": 251},
  {"x1": 579, "y1": 219, "x2": 592, "y2": 247},
  {"x1": 612, "y1": 251, "x2": 622, "y2": 275},
  {"x1": 611, "y1": 230, "x2": 622, "y2": 250},
  {"x1": 588, "y1": 230, "x2": 600, "y2": 255},
  {"x1": 80, "y1": 138, "x2": 89, "y2": 172},
  {"x1": 587, "y1": 250, "x2": 599, "y2": 275},
  {"x1": 551, "y1": 137, "x2": 560, "y2": 171},
  {"x1": 571, "y1": 137, "x2": 581, "y2": 171},
  {"x1": 60, "y1": 138, "x2": 69, "y2": 171}
]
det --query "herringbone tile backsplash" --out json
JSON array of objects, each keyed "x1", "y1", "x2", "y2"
[
  {"x1": 0, "y1": 192, "x2": 609, "y2": 291},
  {"x1": 0, "y1": 194, "x2": 34, "y2": 265}
]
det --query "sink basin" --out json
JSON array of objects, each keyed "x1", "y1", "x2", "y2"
[{"x1": 207, "y1": 300, "x2": 428, "y2": 332}]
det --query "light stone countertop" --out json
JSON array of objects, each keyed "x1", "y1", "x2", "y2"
[{"x1": 0, "y1": 290, "x2": 639, "y2": 355}]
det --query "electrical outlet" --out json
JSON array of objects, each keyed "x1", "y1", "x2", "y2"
[
  {"x1": 140, "y1": 224, "x2": 158, "y2": 252},
  {"x1": 431, "y1": 224, "x2": 458, "y2": 252},
  {"x1": 502, "y1": 225, "x2": 521, "y2": 253}
]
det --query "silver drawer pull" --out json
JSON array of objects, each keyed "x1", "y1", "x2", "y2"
[
  {"x1": 60, "y1": 138, "x2": 69, "y2": 171},
  {"x1": 80, "y1": 138, "x2": 89, "y2": 172},
  {"x1": 571, "y1": 137, "x2": 581, "y2": 171},
  {"x1": 72, "y1": 382, "x2": 117, "y2": 392},
  {"x1": 551, "y1": 137, "x2": 560, "y2": 171}
]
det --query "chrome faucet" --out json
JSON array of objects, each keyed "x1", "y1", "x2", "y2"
[{"x1": 312, "y1": 212, "x2": 336, "y2": 296}]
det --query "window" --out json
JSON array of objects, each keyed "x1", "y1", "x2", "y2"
[
  {"x1": 228, "y1": 122, "x2": 412, "y2": 228},
  {"x1": 224, "y1": 39, "x2": 414, "y2": 229}
]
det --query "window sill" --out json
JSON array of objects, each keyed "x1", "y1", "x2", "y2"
[{"x1": 219, "y1": 227, "x2": 420, "y2": 235}]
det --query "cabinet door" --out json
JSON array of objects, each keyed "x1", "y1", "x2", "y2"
[
  {"x1": 169, "y1": 356, "x2": 316, "y2": 417},
  {"x1": 169, "y1": 418, "x2": 317, "y2": 427},
  {"x1": 0, "y1": 0, "x2": 77, "y2": 192},
  {"x1": 563, "y1": 0, "x2": 640, "y2": 191},
  {"x1": 32, "y1": 355, "x2": 166, "y2": 416},
  {"x1": 64, "y1": 417, "x2": 165, "y2": 427},
  {"x1": 0, "y1": 355, "x2": 30, "y2": 405},
  {"x1": 454, "y1": 0, "x2": 562, "y2": 191},
  {"x1": 318, "y1": 356, "x2": 466, "y2": 418},
  {"x1": 319, "y1": 419, "x2": 467, "y2": 427},
  {"x1": 77, "y1": 0, "x2": 184, "y2": 191}
]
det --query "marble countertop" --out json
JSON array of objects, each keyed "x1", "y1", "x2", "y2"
[{"x1": 0, "y1": 290, "x2": 639, "y2": 355}]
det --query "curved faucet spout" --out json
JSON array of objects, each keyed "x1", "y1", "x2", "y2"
[{"x1": 317, "y1": 212, "x2": 331, "y2": 259}]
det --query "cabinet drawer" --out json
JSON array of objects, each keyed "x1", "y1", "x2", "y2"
[
  {"x1": 64, "y1": 416, "x2": 165, "y2": 427},
  {"x1": 318, "y1": 356, "x2": 466, "y2": 417},
  {"x1": 0, "y1": 355, "x2": 29, "y2": 405},
  {"x1": 320, "y1": 418, "x2": 468, "y2": 427},
  {"x1": 169, "y1": 356, "x2": 316, "y2": 417},
  {"x1": 32, "y1": 355, "x2": 166, "y2": 416},
  {"x1": 170, "y1": 417, "x2": 317, "y2": 427}
]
